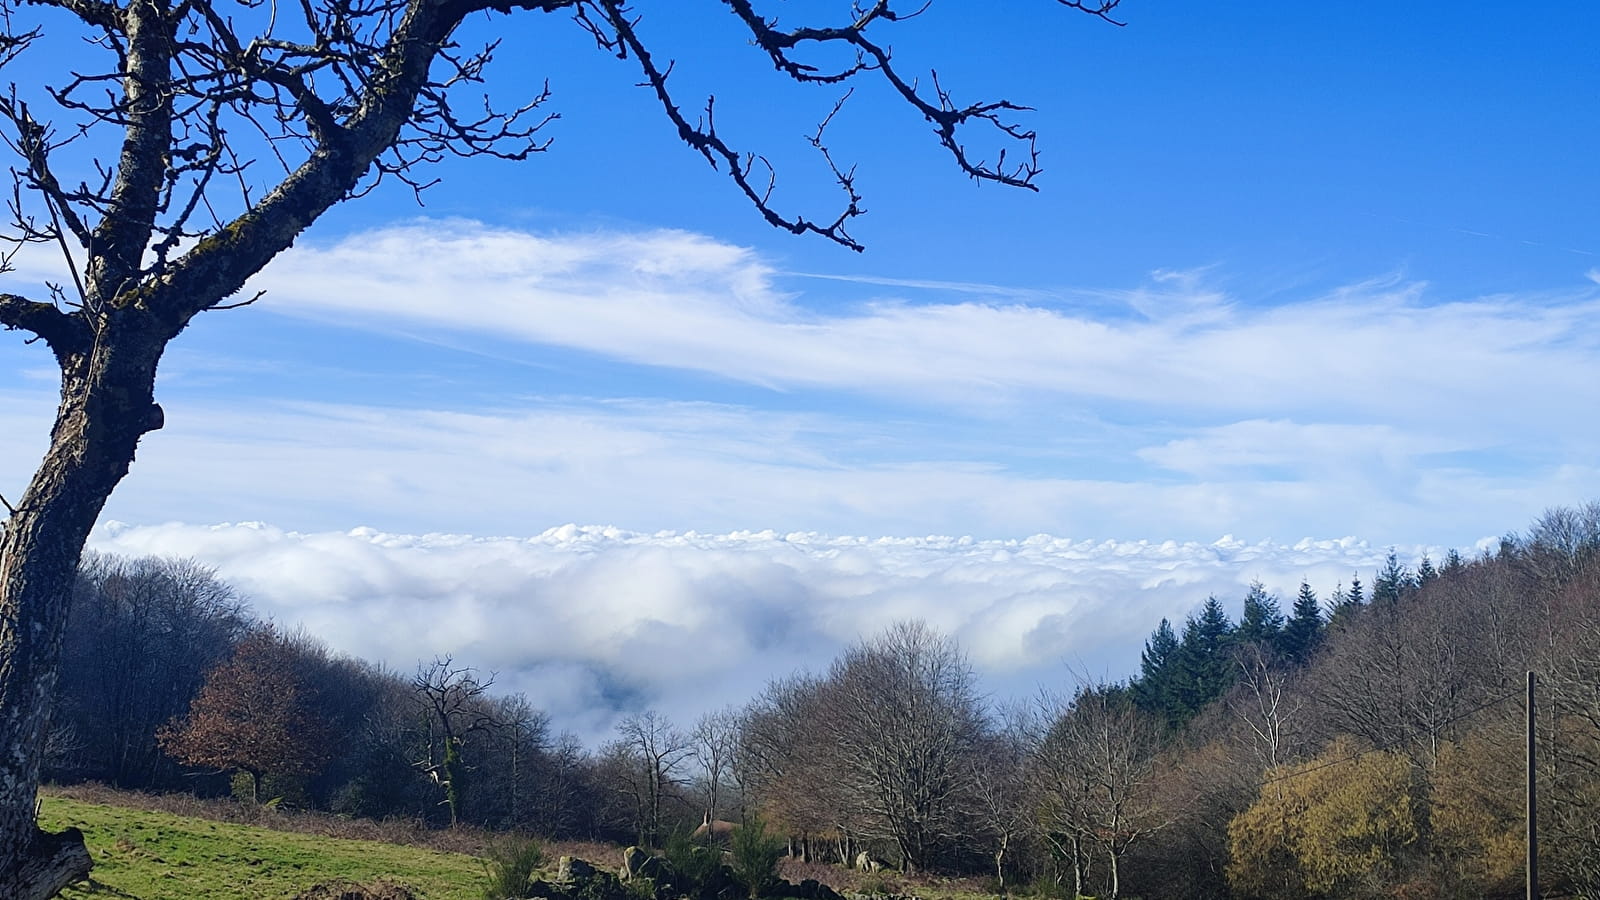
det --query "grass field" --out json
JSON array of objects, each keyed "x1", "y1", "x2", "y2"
[
  {"x1": 38, "y1": 795, "x2": 487, "y2": 900},
  {"x1": 35, "y1": 789, "x2": 997, "y2": 900}
]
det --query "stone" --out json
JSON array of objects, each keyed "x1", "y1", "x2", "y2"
[
  {"x1": 620, "y1": 846, "x2": 649, "y2": 882},
  {"x1": 558, "y1": 856, "x2": 597, "y2": 883},
  {"x1": 637, "y1": 854, "x2": 669, "y2": 880}
]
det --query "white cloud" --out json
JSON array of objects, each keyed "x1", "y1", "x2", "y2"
[
  {"x1": 254, "y1": 220, "x2": 1600, "y2": 430},
  {"x1": 4, "y1": 385, "x2": 1591, "y2": 550},
  {"x1": 1136, "y1": 419, "x2": 1462, "y2": 478},
  {"x1": 87, "y1": 520, "x2": 1434, "y2": 742}
]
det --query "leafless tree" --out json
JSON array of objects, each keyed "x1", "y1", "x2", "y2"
[
  {"x1": 0, "y1": 0, "x2": 1122, "y2": 888},
  {"x1": 820, "y1": 620, "x2": 986, "y2": 872},
  {"x1": 738, "y1": 673, "x2": 848, "y2": 861},
  {"x1": 1031, "y1": 685, "x2": 1168, "y2": 900},
  {"x1": 52, "y1": 555, "x2": 248, "y2": 786},
  {"x1": 411, "y1": 657, "x2": 498, "y2": 826},
  {"x1": 476, "y1": 692, "x2": 551, "y2": 829},
  {"x1": 1310, "y1": 574, "x2": 1513, "y2": 773},
  {"x1": 692, "y1": 705, "x2": 740, "y2": 825},
  {"x1": 1226, "y1": 643, "x2": 1303, "y2": 775},
  {"x1": 613, "y1": 708, "x2": 692, "y2": 847},
  {"x1": 968, "y1": 711, "x2": 1033, "y2": 889}
]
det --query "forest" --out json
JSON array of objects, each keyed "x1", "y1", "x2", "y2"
[{"x1": 43, "y1": 501, "x2": 1600, "y2": 900}]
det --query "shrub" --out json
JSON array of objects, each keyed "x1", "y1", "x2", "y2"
[
  {"x1": 729, "y1": 815, "x2": 785, "y2": 898},
  {"x1": 663, "y1": 828, "x2": 723, "y2": 887},
  {"x1": 855, "y1": 872, "x2": 902, "y2": 896},
  {"x1": 481, "y1": 836, "x2": 545, "y2": 900}
]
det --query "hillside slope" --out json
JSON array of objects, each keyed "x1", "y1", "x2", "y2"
[{"x1": 38, "y1": 796, "x2": 485, "y2": 900}]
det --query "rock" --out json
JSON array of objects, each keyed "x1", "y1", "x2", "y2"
[
  {"x1": 558, "y1": 856, "x2": 597, "y2": 883},
  {"x1": 637, "y1": 854, "x2": 670, "y2": 881},
  {"x1": 524, "y1": 878, "x2": 567, "y2": 900},
  {"x1": 621, "y1": 846, "x2": 649, "y2": 881},
  {"x1": 853, "y1": 852, "x2": 881, "y2": 873},
  {"x1": 791, "y1": 879, "x2": 843, "y2": 900}
]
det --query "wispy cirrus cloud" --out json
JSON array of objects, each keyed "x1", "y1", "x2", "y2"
[{"x1": 254, "y1": 220, "x2": 1600, "y2": 432}]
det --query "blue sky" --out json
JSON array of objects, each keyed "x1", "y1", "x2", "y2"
[{"x1": 3, "y1": 2, "x2": 1598, "y2": 736}]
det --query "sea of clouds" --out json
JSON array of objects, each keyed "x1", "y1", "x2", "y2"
[{"x1": 89, "y1": 520, "x2": 1469, "y2": 743}]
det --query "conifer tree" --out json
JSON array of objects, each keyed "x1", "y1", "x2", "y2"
[
  {"x1": 1135, "y1": 619, "x2": 1184, "y2": 727},
  {"x1": 1415, "y1": 555, "x2": 1438, "y2": 588},
  {"x1": 1280, "y1": 581, "x2": 1325, "y2": 665},
  {"x1": 1372, "y1": 550, "x2": 1413, "y2": 605},
  {"x1": 1236, "y1": 581, "x2": 1285, "y2": 647},
  {"x1": 1443, "y1": 548, "x2": 1466, "y2": 575},
  {"x1": 1175, "y1": 597, "x2": 1236, "y2": 719},
  {"x1": 1328, "y1": 575, "x2": 1364, "y2": 630}
]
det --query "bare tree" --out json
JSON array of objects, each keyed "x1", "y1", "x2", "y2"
[
  {"x1": 692, "y1": 705, "x2": 740, "y2": 825},
  {"x1": 476, "y1": 692, "x2": 551, "y2": 829},
  {"x1": 1227, "y1": 643, "x2": 1303, "y2": 774},
  {"x1": 1032, "y1": 684, "x2": 1168, "y2": 900},
  {"x1": 0, "y1": 0, "x2": 1123, "y2": 887},
  {"x1": 737, "y1": 674, "x2": 848, "y2": 861},
  {"x1": 612, "y1": 709, "x2": 692, "y2": 847},
  {"x1": 968, "y1": 720, "x2": 1032, "y2": 889},
  {"x1": 821, "y1": 620, "x2": 986, "y2": 872},
  {"x1": 411, "y1": 657, "x2": 498, "y2": 827},
  {"x1": 52, "y1": 555, "x2": 247, "y2": 787}
]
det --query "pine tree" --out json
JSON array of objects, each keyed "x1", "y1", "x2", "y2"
[
  {"x1": 1236, "y1": 580, "x2": 1285, "y2": 647},
  {"x1": 1135, "y1": 619, "x2": 1183, "y2": 727},
  {"x1": 1280, "y1": 581, "x2": 1325, "y2": 665},
  {"x1": 1175, "y1": 597, "x2": 1236, "y2": 719},
  {"x1": 1328, "y1": 575, "x2": 1364, "y2": 630},
  {"x1": 1372, "y1": 550, "x2": 1413, "y2": 604},
  {"x1": 1442, "y1": 548, "x2": 1465, "y2": 575},
  {"x1": 1415, "y1": 554, "x2": 1438, "y2": 588}
]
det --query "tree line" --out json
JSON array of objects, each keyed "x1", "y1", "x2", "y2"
[{"x1": 45, "y1": 502, "x2": 1600, "y2": 899}]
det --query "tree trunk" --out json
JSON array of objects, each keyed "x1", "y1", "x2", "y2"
[
  {"x1": 1071, "y1": 832, "x2": 1086, "y2": 899},
  {"x1": 0, "y1": 325, "x2": 165, "y2": 898}
]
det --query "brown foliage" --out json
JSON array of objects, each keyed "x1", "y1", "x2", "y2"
[{"x1": 158, "y1": 627, "x2": 331, "y2": 800}]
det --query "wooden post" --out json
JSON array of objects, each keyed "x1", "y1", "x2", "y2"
[{"x1": 1528, "y1": 670, "x2": 1538, "y2": 900}]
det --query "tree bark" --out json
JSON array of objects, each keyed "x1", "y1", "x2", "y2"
[{"x1": 0, "y1": 320, "x2": 166, "y2": 898}]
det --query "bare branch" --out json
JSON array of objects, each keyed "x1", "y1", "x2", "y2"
[
  {"x1": 206, "y1": 289, "x2": 263, "y2": 311},
  {"x1": 0, "y1": 292, "x2": 90, "y2": 356},
  {"x1": 19, "y1": 0, "x2": 122, "y2": 31},
  {"x1": 599, "y1": 1, "x2": 866, "y2": 251}
]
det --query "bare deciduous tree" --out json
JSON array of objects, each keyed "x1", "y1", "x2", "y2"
[
  {"x1": 821, "y1": 620, "x2": 986, "y2": 872},
  {"x1": 1032, "y1": 684, "x2": 1168, "y2": 900},
  {"x1": 967, "y1": 721, "x2": 1032, "y2": 889},
  {"x1": 692, "y1": 705, "x2": 740, "y2": 825},
  {"x1": 612, "y1": 708, "x2": 692, "y2": 847},
  {"x1": 411, "y1": 657, "x2": 498, "y2": 827},
  {"x1": 1227, "y1": 643, "x2": 1303, "y2": 774},
  {"x1": 0, "y1": 0, "x2": 1121, "y2": 888}
]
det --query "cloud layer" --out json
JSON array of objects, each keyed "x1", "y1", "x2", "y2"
[
  {"x1": 6, "y1": 220, "x2": 1598, "y2": 550},
  {"x1": 258, "y1": 221, "x2": 1600, "y2": 432},
  {"x1": 89, "y1": 520, "x2": 1453, "y2": 741}
]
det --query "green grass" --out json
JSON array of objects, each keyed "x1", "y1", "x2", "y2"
[{"x1": 39, "y1": 795, "x2": 487, "y2": 900}]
